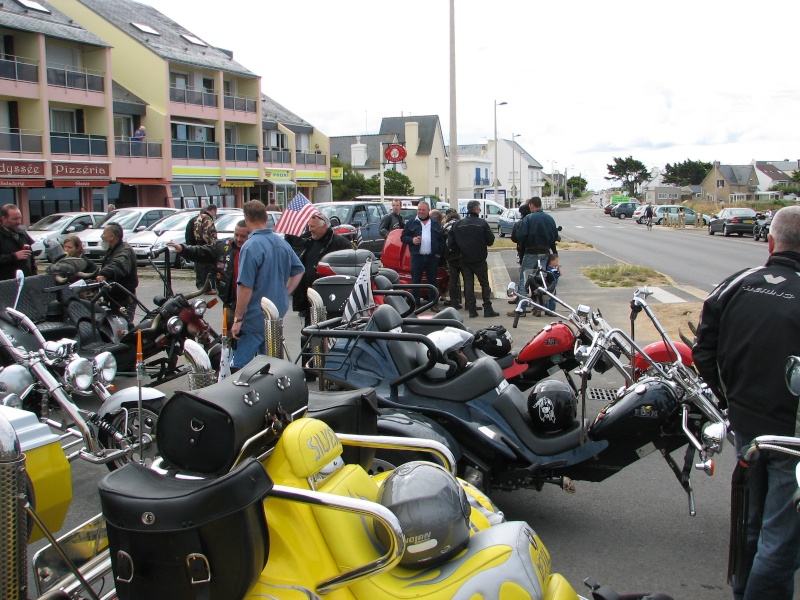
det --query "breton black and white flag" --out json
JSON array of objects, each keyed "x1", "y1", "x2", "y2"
[{"x1": 342, "y1": 260, "x2": 373, "y2": 322}]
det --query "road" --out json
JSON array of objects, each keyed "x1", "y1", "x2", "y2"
[{"x1": 28, "y1": 225, "x2": 794, "y2": 600}]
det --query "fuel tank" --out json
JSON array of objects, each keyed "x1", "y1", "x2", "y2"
[
  {"x1": 517, "y1": 322, "x2": 575, "y2": 363},
  {"x1": 589, "y1": 377, "x2": 681, "y2": 440}
]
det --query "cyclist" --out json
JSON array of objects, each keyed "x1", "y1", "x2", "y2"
[{"x1": 644, "y1": 204, "x2": 654, "y2": 229}]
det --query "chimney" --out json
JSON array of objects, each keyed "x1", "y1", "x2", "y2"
[
  {"x1": 405, "y1": 122, "x2": 419, "y2": 156},
  {"x1": 351, "y1": 137, "x2": 368, "y2": 168}
]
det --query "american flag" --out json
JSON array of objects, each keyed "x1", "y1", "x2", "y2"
[
  {"x1": 274, "y1": 192, "x2": 318, "y2": 237},
  {"x1": 342, "y1": 260, "x2": 373, "y2": 322}
]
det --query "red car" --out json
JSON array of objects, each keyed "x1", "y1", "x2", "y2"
[
  {"x1": 380, "y1": 230, "x2": 449, "y2": 298},
  {"x1": 603, "y1": 203, "x2": 614, "y2": 215}
]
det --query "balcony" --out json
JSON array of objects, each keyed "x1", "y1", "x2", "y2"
[
  {"x1": 224, "y1": 143, "x2": 258, "y2": 162},
  {"x1": 0, "y1": 55, "x2": 38, "y2": 83},
  {"x1": 50, "y1": 132, "x2": 107, "y2": 156},
  {"x1": 295, "y1": 151, "x2": 327, "y2": 166},
  {"x1": 263, "y1": 148, "x2": 291, "y2": 163},
  {"x1": 0, "y1": 129, "x2": 43, "y2": 153},
  {"x1": 46, "y1": 64, "x2": 104, "y2": 92},
  {"x1": 170, "y1": 86, "x2": 218, "y2": 108},
  {"x1": 115, "y1": 138, "x2": 163, "y2": 158},
  {"x1": 474, "y1": 177, "x2": 490, "y2": 186},
  {"x1": 171, "y1": 139, "x2": 219, "y2": 160},
  {"x1": 223, "y1": 93, "x2": 257, "y2": 113}
]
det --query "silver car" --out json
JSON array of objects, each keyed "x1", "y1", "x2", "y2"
[
  {"x1": 78, "y1": 207, "x2": 178, "y2": 262},
  {"x1": 28, "y1": 212, "x2": 105, "y2": 260}
]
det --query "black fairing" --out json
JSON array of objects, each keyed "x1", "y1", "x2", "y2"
[{"x1": 589, "y1": 377, "x2": 681, "y2": 440}]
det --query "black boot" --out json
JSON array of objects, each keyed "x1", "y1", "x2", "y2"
[{"x1": 483, "y1": 305, "x2": 500, "y2": 318}]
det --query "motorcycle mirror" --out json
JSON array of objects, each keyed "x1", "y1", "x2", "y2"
[
  {"x1": 785, "y1": 356, "x2": 800, "y2": 396},
  {"x1": 506, "y1": 282, "x2": 517, "y2": 297},
  {"x1": 69, "y1": 279, "x2": 88, "y2": 289},
  {"x1": 701, "y1": 422, "x2": 727, "y2": 455},
  {"x1": 13, "y1": 270, "x2": 24, "y2": 310}
]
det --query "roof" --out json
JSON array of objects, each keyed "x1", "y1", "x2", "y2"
[
  {"x1": 719, "y1": 165, "x2": 756, "y2": 186},
  {"x1": 379, "y1": 115, "x2": 441, "y2": 155},
  {"x1": 0, "y1": 0, "x2": 109, "y2": 46},
  {"x1": 756, "y1": 161, "x2": 793, "y2": 180},
  {"x1": 112, "y1": 80, "x2": 146, "y2": 105},
  {"x1": 75, "y1": 0, "x2": 255, "y2": 77},
  {"x1": 506, "y1": 138, "x2": 543, "y2": 169},
  {"x1": 455, "y1": 140, "x2": 543, "y2": 168},
  {"x1": 330, "y1": 134, "x2": 397, "y2": 169},
  {"x1": 455, "y1": 143, "x2": 488, "y2": 156},
  {"x1": 261, "y1": 94, "x2": 313, "y2": 133}
]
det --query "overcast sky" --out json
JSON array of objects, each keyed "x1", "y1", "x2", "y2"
[{"x1": 142, "y1": 0, "x2": 799, "y2": 191}]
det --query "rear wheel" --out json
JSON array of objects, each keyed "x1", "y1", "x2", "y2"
[
  {"x1": 99, "y1": 400, "x2": 163, "y2": 471},
  {"x1": 723, "y1": 225, "x2": 731, "y2": 237},
  {"x1": 619, "y1": 213, "x2": 627, "y2": 220},
  {"x1": 753, "y1": 227, "x2": 760, "y2": 240}
]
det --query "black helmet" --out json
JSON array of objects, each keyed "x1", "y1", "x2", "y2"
[
  {"x1": 377, "y1": 462, "x2": 471, "y2": 567},
  {"x1": 528, "y1": 379, "x2": 577, "y2": 433},
  {"x1": 474, "y1": 325, "x2": 512, "y2": 358}
]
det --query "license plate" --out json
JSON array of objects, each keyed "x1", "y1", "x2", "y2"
[{"x1": 741, "y1": 219, "x2": 753, "y2": 223}]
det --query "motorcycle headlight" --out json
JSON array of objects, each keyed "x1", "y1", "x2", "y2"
[
  {"x1": 167, "y1": 316, "x2": 185, "y2": 334},
  {"x1": 65, "y1": 358, "x2": 94, "y2": 391},
  {"x1": 93, "y1": 351, "x2": 117, "y2": 384},
  {"x1": 43, "y1": 339, "x2": 75, "y2": 359},
  {"x1": 192, "y1": 299, "x2": 207, "y2": 316}
]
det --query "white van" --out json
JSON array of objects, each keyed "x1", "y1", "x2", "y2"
[{"x1": 457, "y1": 199, "x2": 506, "y2": 228}]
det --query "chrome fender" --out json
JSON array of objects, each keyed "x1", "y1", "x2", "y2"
[
  {"x1": 183, "y1": 338, "x2": 212, "y2": 372},
  {"x1": 97, "y1": 386, "x2": 166, "y2": 420}
]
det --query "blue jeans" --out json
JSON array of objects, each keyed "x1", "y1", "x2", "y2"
[
  {"x1": 733, "y1": 433, "x2": 800, "y2": 600},
  {"x1": 231, "y1": 329, "x2": 265, "y2": 369},
  {"x1": 410, "y1": 253, "x2": 439, "y2": 306},
  {"x1": 519, "y1": 253, "x2": 549, "y2": 294}
]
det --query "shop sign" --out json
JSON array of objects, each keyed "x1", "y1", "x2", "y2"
[
  {"x1": 0, "y1": 179, "x2": 46, "y2": 187},
  {"x1": 331, "y1": 167, "x2": 343, "y2": 180},
  {"x1": 52, "y1": 162, "x2": 110, "y2": 178},
  {"x1": 0, "y1": 160, "x2": 45, "y2": 177}
]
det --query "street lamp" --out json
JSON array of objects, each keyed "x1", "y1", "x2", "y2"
[
  {"x1": 564, "y1": 164, "x2": 574, "y2": 203},
  {"x1": 493, "y1": 100, "x2": 507, "y2": 205},
  {"x1": 512, "y1": 133, "x2": 521, "y2": 206}
]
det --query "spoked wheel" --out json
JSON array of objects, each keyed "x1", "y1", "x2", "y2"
[{"x1": 99, "y1": 401, "x2": 163, "y2": 471}]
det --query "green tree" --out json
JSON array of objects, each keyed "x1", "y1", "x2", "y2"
[
  {"x1": 331, "y1": 156, "x2": 368, "y2": 200},
  {"x1": 792, "y1": 170, "x2": 800, "y2": 185},
  {"x1": 364, "y1": 169, "x2": 415, "y2": 196},
  {"x1": 662, "y1": 159, "x2": 713, "y2": 186},
  {"x1": 605, "y1": 156, "x2": 649, "y2": 197},
  {"x1": 567, "y1": 175, "x2": 587, "y2": 198}
]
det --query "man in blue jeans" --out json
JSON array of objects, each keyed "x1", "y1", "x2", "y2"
[
  {"x1": 694, "y1": 205, "x2": 800, "y2": 600},
  {"x1": 400, "y1": 201, "x2": 444, "y2": 313},
  {"x1": 515, "y1": 197, "x2": 559, "y2": 315},
  {"x1": 230, "y1": 200, "x2": 304, "y2": 369}
]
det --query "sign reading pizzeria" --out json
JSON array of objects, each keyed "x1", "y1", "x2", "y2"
[
  {"x1": 52, "y1": 162, "x2": 110, "y2": 178},
  {"x1": 383, "y1": 144, "x2": 407, "y2": 164}
]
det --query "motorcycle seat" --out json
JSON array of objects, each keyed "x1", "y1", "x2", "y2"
[
  {"x1": 37, "y1": 320, "x2": 78, "y2": 341},
  {"x1": 494, "y1": 390, "x2": 590, "y2": 457},
  {"x1": 79, "y1": 340, "x2": 130, "y2": 359}
]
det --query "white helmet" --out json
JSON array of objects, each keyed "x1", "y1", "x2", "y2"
[{"x1": 416, "y1": 328, "x2": 472, "y2": 380}]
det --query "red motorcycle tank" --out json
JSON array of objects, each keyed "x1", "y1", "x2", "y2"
[
  {"x1": 632, "y1": 341, "x2": 693, "y2": 377},
  {"x1": 517, "y1": 322, "x2": 576, "y2": 363},
  {"x1": 589, "y1": 378, "x2": 681, "y2": 440}
]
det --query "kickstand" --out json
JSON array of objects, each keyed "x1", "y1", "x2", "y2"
[{"x1": 661, "y1": 445, "x2": 697, "y2": 516}]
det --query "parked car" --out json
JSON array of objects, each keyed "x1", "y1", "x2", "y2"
[
  {"x1": 28, "y1": 211, "x2": 105, "y2": 260},
  {"x1": 213, "y1": 209, "x2": 280, "y2": 239},
  {"x1": 457, "y1": 199, "x2": 506, "y2": 229},
  {"x1": 78, "y1": 207, "x2": 179, "y2": 262},
  {"x1": 707, "y1": 207, "x2": 758, "y2": 236},
  {"x1": 610, "y1": 201, "x2": 639, "y2": 219},
  {"x1": 603, "y1": 203, "x2": 614, "y2": 215},
  {"x1": 651, "y1": 205, "x2": 710, "y2": 226},
  {"x1": 497, "y1": 208, "x2": 523, "y2": 237},
  {"x1": 314, "y1": 201, "x2": 388, "y2": 256}
]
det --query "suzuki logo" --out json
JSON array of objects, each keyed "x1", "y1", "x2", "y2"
[{"x1": 764, "y1": 274, "x2": 786, "y2": 284}]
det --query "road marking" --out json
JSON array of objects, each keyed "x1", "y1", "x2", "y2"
[{"x1": 649, "y1": 287, "x2": 686, "y2": 304}]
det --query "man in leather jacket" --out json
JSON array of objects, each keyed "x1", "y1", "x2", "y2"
[
  {"x1": 0, "y1": 203, "x2": 37, "y2": 280},
  {"x1": 380, "y1": 199, "x2": 405, "y2": 237},
  {"x1": 95, "y1": 222, "x2": 138, "y2": 325},
  {"x1": 168, "y1": 219, "x2": 248, "y2": 331},
  {"x1": 293, "y1": 212, "x2": 352, "y2": 323},
  {"x1": 693, "y1": 205, "x2": 800, "y2": 600}
]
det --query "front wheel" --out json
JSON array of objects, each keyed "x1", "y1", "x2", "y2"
[
  {"x1": 618, "y1": 213, "x2": 627, "y2": 220},
  {"x1": 753, "y1": 227, "x2": 760, "y2": 240},
  {"x1": 99, "y1": 400, "x2": 163, "y2": 471}
]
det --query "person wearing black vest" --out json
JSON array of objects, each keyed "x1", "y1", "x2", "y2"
[{"x1": 95, "y1": 222, "x2": 139, "y2": 325}]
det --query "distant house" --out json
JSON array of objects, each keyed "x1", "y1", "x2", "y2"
[
  {"x1": 751, "y1": 160, "x2": 794, "y2": 200},
  {"x1": 700, "y1": 162, "x2": 758, "y2": 203},
  {"x1": 330, "y1": 133, "x2": 400, "y2": 179},
  {"x1": 455, "y1": 140, "x2": 544, "y2": 203}
]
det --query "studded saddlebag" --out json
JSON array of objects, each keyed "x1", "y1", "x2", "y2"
[
  {"x1": 98, "y1": 458, "x2": 272, "y2": 600},
  {"x1": 157, "y1": 356, "x2": 308, "y2": 476}
]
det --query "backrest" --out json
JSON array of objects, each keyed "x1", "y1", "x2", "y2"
[
  {"x1": 371, "y1": 304, "x2": 403, "y2": 333},
  {"x1": 15, "y1": 274, "x2": 58, "y2": 322}
]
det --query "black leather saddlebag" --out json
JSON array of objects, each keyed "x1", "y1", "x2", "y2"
[
  {"x1": 98, "y1": 458, "x2": 271, "y2": 600},
  {"x1": 157, "y1": 356, "x2": 308, "y2": 476}
]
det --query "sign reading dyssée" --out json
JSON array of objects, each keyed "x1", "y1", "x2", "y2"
[
  {"x1": 52, "y1": 162, "x2": 110, "y2": 178},
  {"x1": 0, "y1": 160, "x2": 45, "y2": 177}
]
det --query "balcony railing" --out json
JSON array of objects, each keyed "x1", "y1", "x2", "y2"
[
  {"x1": 295, "y1": 151, "x2": 327, "y2": 166},
  {"x1": 170, "y1": 86, "x2": 218, "y2": 108},
  {"x1": 474, "y1": 178, "x2": 490, "y2": 186},
  {"x1": 115, "y1": 138, "x2": 163, "y2": 158},
  {"x1": 223, "y1": 94, "x2": 257, "y2": 113},
  {"x1": 0, "y1": 128, "x2": 43, "y2": 153},
  {"x1": 46, "y1": 64, "x2": 104, "y2": 92},
  {"x1": 225, "y1": 143, "x2": 258, "y2": 162},
  {"x1": 0, "y1": 55, "x2": 38, "y2": 83},
  {"x1": 50, "y1": 132, "x2": 107, "y2": 156},
  {"x1": 263, "y1": 148, "x2": 291, "y2": 163},
  {"x1": 171, "y1": 139, "x2": 219, "y2": 160}
]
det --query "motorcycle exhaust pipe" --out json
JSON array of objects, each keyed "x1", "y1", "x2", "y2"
[
  {"x1": 307, "y1": 289, "x2": 328, "y2": 387},
  {"x1": 260, "y1": 297, "x2": 284, "y2": 359},
  {"x1": 0, "y1": 412, "x2": 27, "y2": 600}
]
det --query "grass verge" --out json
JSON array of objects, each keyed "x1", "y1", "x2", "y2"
[{"x1": 581, "y1": 264, "x2": 671, "y2": 288}]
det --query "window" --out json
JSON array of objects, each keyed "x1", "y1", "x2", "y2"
[
  {"x1": 50, "y1": 108, "x2": 76, "y2": 133},
  {"x1": 366, "y1": 204, "x2": 381, "y2": 224},
  {"x1": 131, "y1": 22, "x2": 160, "y2": 35},
  {"x1": 224, "y1": 126, "x2": 238, "y2": 144},
  {"x1": 15, "y1": 0, "x2": 50, "y2": 13},
  {"x1": 202, "y1": 77, "x2": 214, "y2": 93},
  {"x1": 170, "y1": 72, "x2": 188, "y2": 89},
  {"x1": 113, "y1": 115, "x2": 133, "y2": 139},
  {"x1": 435, "y1": 157, "x2": 439, "y2": 176},
  {"x1": 716, "y1": 179, "x2": 725, "y2": 188},
  {"x1": 487, "y1": 204, "x2": 504, "y2": 216},
  {"x1": 181, "y1": 34, "x2": 207, "y2": 47}
]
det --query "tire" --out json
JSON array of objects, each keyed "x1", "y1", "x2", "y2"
[
  {"x1": 99, "y1": 400, "x2": 164, "y2": 471},
  {"x1": 753, "y1": 227, "x2": 760, "y2": 240},
  {"x1": 619, "y1": 213, "x2": 627, "y2": 220},
  {"x1": 657, "y1": 218, "x2": 664, "y2": 225},
  {"x1": 636, "y1": 217, "x2": 643, "y2": 224},
  {"x1": 723, "y1": 225, "x2": 731, "y2": 237},
  {"x1": 174, "y1": 253, "x2": 189, "y2": 269},
  {"x1": 708, "y1": 226, "x2": 714, "y2": 235},
  {"x1": 498, "y1": 227, "x2": 505, "y2": 238}
]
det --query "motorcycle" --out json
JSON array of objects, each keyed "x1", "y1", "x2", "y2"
[
  {"x1": 303, "y1": 286, "x2": 728, "y2": 513},
  {"x1": 752, "y1": 212, "x2": 772, "y2": 242},
  {"x1": 3, "y1": 354, "x2": 591, "y2": 600}
]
